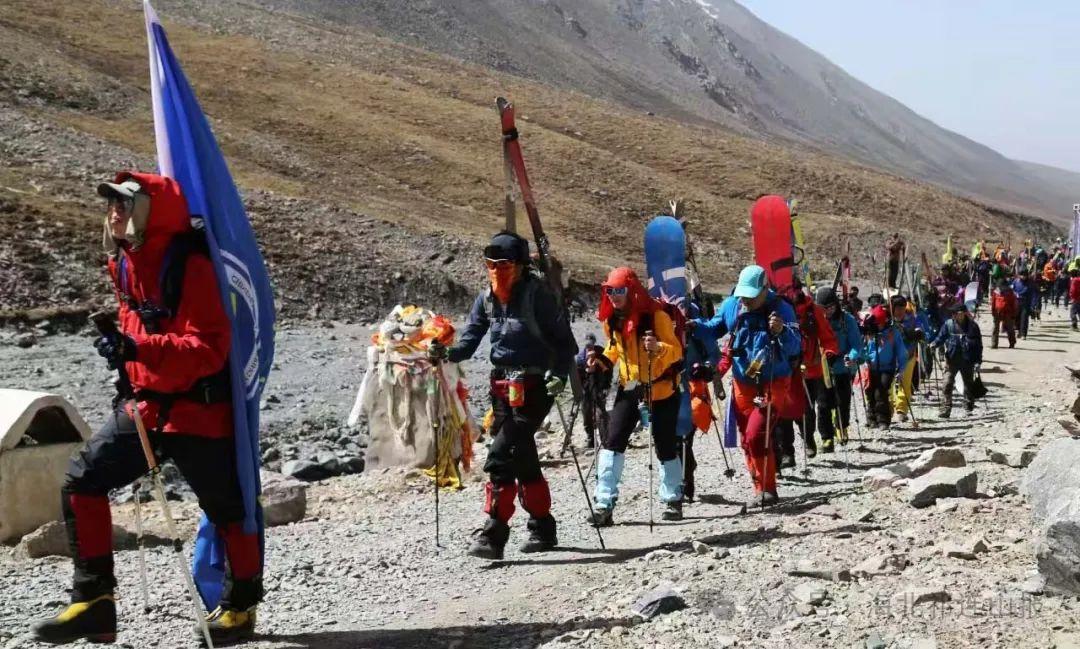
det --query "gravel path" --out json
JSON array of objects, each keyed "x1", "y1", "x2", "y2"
[{"x1": 1, "y1": 309, "x2": 1079, "y2": 648}]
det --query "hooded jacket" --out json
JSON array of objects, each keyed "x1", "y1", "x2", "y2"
[
  {"x1": 864, "y1": 306, "x2": 908, "y2": 375},
  {"x1": 827, "y1": 310, "x2": 865, "y2": 376},
  {"x1": 693, "y1": 290, "x2": 801, "y2": 384},
  {"x1": 106, "y1": 172, "x2": 233, "y2": 438},
  {"x1": 793, "y1": 295, "x2": 839, "y2": 380},
  {"x1": 931, "y1": 316, "x2": 983, "y2": 365},
  {"x1": 598, "y1": 267, "x2": 682, "y2": 402}
]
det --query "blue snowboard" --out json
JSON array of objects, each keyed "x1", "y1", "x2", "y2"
[{"x1": 644, "y1": 216, "x2": 693, "y2": 438}]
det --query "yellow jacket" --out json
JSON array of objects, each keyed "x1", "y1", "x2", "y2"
[{"x1": 603, "y1": 309, "x2": 683, "y2": 402}]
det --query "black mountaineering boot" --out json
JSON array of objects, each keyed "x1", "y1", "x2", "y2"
[
  {"x1": 520, "y1": 514, "x2": 558, "y2": 553},
  {"x1": 468, "y1": 518, "x2": 510, "y2": 560},
  {"x1": 32, "y1": 595, "x2": 117, "y2": 645}
]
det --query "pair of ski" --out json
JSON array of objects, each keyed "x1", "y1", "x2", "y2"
[{"x1": 496, "y1": 98, "x2": 604, "y2": 550}]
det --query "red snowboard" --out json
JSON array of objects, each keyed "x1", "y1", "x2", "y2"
[{"x1": 750, "y1": 195, "x2": 796, "y2": 294}]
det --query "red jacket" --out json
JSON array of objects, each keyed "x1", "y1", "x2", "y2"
[
  {"x1": 991, "y1": 289, "x2": 1018, "y2": 319},
  {"x1": 107, "y1": 172, "x2": 233, "y2": 438},
  {"x1": 1071, "y1": 277, "x2": 1080, "y2": 303},
  {"x1": 794, "y1": 296, "x2": 839, "y2": 380}
]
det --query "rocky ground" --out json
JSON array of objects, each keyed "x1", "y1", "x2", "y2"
[{"x1": 1, "y1": 305, "x2": 1079, "y2": 648}]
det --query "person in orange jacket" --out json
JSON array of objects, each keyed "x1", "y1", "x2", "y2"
[
  {"x1": 775, "y1": 284, "x2": 839, "y2": 464},
  {"x1": 590, "y1": 267, "x2": 685, "y2": 525}
]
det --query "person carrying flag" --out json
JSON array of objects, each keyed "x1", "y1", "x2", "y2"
[
  {"x1": 689, "y1": 265, "x2": 801, "y2": 507},
  {"x1": 435, "y1": 231, "x2": 577, "y2": 560},
  {"x1": 32, "y1": 174, "x2": 262, "y2": 646}
]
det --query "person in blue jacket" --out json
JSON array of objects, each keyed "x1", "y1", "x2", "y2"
[
  {"x1": 814, "y1": 287, "x2": 864, "y2": 449},
  {"x1": 862, "y1": 303, "x2": 908, "y2": 428},
  {"x1": 930, "y1": 303, "x2": 983, "y2": 417},
  {"x1": 437, "y1": 231, "x2": 577, "y2": 560},
  {"x1": 1012, "y1": 273, "x2": 1033, "y2": 339},
  {"x1": 688, "y1": 265, "x2": 801, "y2": 507}
]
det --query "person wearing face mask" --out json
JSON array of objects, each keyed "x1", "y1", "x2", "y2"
[
  {"x1": 588, "y1": 267, "x2": 685, "y2": 525},
  {"x1": 434, "y1": 231, "x2": 576, "y2": 560},
  {"x1": 688, "y1": 265, "x2": 801, "y2": 507},
  {"x1": 32, "y1": 173, "x2": 261, "y2": 646}
]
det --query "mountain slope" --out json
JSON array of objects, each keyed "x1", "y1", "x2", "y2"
[
  {"x1": 0, "y1": 0, "x2": 1061, "y2": 321},
  {"x1": 249, "y1": 0, "x2": 1073, "y2": 225}
]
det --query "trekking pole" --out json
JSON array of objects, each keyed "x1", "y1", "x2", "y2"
[
  {"x1": 826, "y1": 378, "x2": 852, "y2": 474},
  {"x1": 856, "y1": 362, "x2": 871, "y2": 450},
  {"x1": 431, "y1": 362, "x2": 443, "y2": 548},
  {"x1": 552, "y1": 401, "x2": 606, "y2": 549},
  {"x1": 710, "y1": 418, "x2": 735, "y2": 480},
  {"x1": 645, "y1": 332, "x2": 656, "y2": 533},
  {"x1": 132, "y1": 480, "x2": 151, "y2": 614},
  {"x1": 798, "y1": 376, "x2": 813, "y2": 477},
  {"x1": 90, "y1": 313, "x2": 214, "y2": 649},
  {"x1": 131, "y1": 481, "x2": 151, "y2": 613}
]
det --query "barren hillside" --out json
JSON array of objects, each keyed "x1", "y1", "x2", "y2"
[{"x1": 0, "y1": 0, "x2": 1061, "y2": 321}]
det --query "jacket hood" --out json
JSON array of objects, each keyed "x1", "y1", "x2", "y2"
[
  {"x1": 598, "y1": 267, "x2": 659, "y2": 338},
  {"x1": 107, "y1": 172, "x2": 192, "y2": 251}
]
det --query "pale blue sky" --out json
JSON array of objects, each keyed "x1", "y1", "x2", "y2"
[{"x1": 737, "y1": 0, "x2": 1080, "y2": 172}]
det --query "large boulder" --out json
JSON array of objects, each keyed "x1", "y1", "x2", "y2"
[
  {"x1": 261, "y1": 471, "x2": 307, "y2": 527},
  {"x1": 17, "y1": 521, "x2": 164, "y2": 558},
  {"x1": 907, "y1": 467, "x2": 978, "y2": 508},
  {"x1": 907, "y1": 447, "x2": 966, "y2": 478},
  {"x1": 1023, "y1": 438, "x2": 1080, "y2": 596}
]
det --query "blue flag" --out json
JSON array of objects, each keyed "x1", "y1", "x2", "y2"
[{"x1": 144, "y1": 1, "x2": 275, "y2": 609}]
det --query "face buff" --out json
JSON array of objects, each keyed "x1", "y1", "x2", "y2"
[{"x1": 487, "y1": 262, "x2": 521, "y2": 304}]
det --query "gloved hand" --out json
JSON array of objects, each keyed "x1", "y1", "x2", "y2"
[
  {"x1": 544, "y1": 372, "x2": 566, "y2": 397},
  {"x1": 714, "y1": 379, "x2": 727, "y2": 401},
  {"x1": 824, "y1": 351, "x2": 838, "y2": 364},
  {"x1": 94, "y1": 333, "x2": 136, "y2": 370},
  {"x1": 427, "y1": 340, "x2": 448, "y2": 363}
]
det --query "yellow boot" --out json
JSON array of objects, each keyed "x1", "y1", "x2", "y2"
[
  {"x1": 195, "y1": 606, "x2": 256, "y2": 647},
  {"x1": 31, "y1": 595, "x2": 117, "y2": 645}
]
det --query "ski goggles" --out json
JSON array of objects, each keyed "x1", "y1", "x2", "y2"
[
  {"x1": 604, "y1": 286, "x2": 629, "y2": 297},
  {"x1": 484, "y1": 258, "x2": 516, "y2": 270}
]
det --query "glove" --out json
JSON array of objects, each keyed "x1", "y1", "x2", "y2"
[
  {"x1": 714, "y1": 379, "x2": 727, "y2": 401},
  {"x1": 427, "y1": 341, "x2": 448, "y2": 362},
  {"x1": 544, "y1": 372, "x2": 566, "y2": 397},
  {"x1": 824, "y1": 351, "x2": 838, "y2": 364},
  {"x1": 94, "y1": 333, "x2": 136, "y2": 370}
]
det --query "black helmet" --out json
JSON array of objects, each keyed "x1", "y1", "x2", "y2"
[
  {"x1": 814, "y1": 286, "x2": 838, "y2": 308},
  {"x1": 483, "y1": 231, "x2": 529, "y2": 263}
]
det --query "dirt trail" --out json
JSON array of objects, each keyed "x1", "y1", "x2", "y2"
[{"x1": 2, "y1": 310, "x2": 1079, "y2": 649}]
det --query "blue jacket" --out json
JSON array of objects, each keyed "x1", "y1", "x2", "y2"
[
  {"x1": 827, "y1": 311, "x2": 865, "y2": 376},
  {"x1": 449, "y1": 275, "x2": 577, "y2": 377},
  {"x1": 865, "y1": 325, "x2": 908, "y2": 375},
  {"x1": 930, "y1": 317, "x2": 983, "y2": 365},
  {"x1": 692, "y1": 291, "x2": 801, "y2": 383}
]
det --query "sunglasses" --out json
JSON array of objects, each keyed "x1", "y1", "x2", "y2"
[
  {"x1": 604, "y1": 286, "x2": 628, "y2": 297},
  {"x1": 484, "y1": 258, "x2": 515, "y2": 270},
  {"x1": 107, "y1": 196, "x2": 134, "y2": 213}
]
